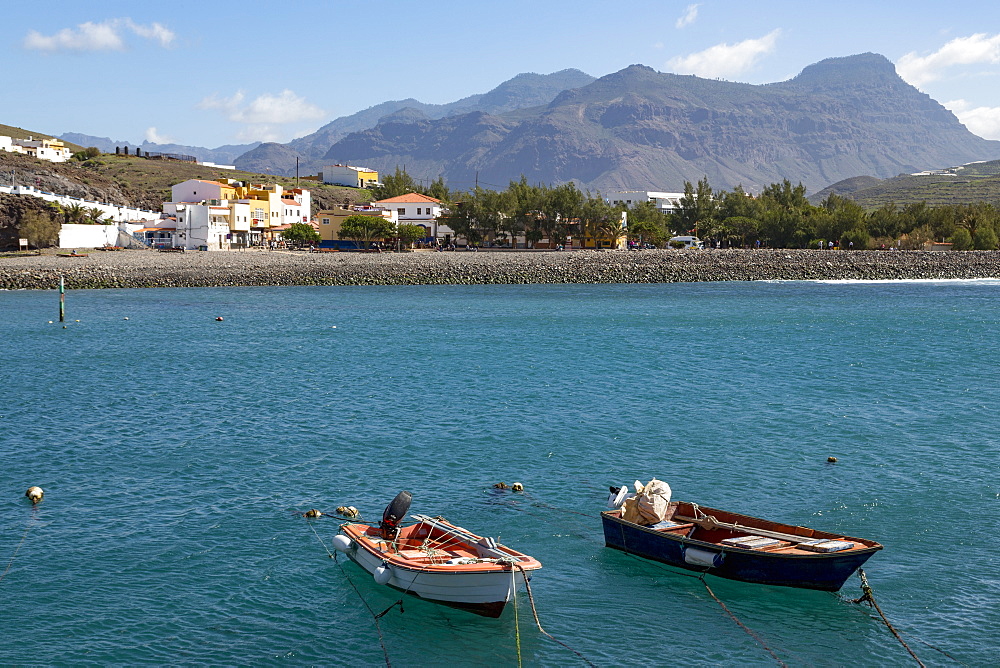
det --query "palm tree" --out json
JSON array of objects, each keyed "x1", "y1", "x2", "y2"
[
  {"x1": 63, "y1": 203, "x2": 86, "y2": 224},
  {"x1": 86, "y1": 207, "x2": 105, "y2": 224}
]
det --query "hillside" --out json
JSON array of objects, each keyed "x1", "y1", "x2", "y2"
[
  {"x1": 814, "y1": 160, "x2": 1000, "y2": 208},
  {"x1": 0, "y1": 150, "x2": 370, "y2": 243},
  {"x1": 321, "y1": 53, "x2": 1000, "y2": 194}
]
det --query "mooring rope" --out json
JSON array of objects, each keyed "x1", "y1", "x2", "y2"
[
  {"x1": 851, "y1": 569, "x2": 926, "y2": 667},
  {"x1": 0, "y1": 511, "x2": 36, "y2": 585},
  {"x1": 305, "y1": 519, "x2": 392, "y2": 667},
  {"x1": 699, "y1": 574, "x2": 787, "y2": 667},
  {"x1": 513, "y1": 563, "x2": 596, "y2": 667},
  {"x1": 333, "y1": 552, "x2": 393, "y2": 668},
  {"x1": 511, "y1": 567, "x2": 523, "y2": 668}
]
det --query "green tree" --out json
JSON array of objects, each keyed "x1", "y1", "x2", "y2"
[
  {"x1": 62, "y1": 203, "x2": 86, "y2": 224},
  {"x1": 676, "y1": 177, "x2": 717, "y2": 237},
  {"x1": 974, "y1": 226, "x2": 999, "y2": 250},
  {"x1": 282, "y1": 222, "x2": 321, "y2": 245},
  {"x1": 72, "y1": 146, "x2": 101, "y2": 161},
  {"x1": 396, "y1": 223, "x2": 426, "y2": 249},
  {"x1": 625, "y1": 200, "x2": 669, "y2": 247},
  {"x1": 426, "y1": 177, "x2": 450, "y2": 202},
  {"x1": 86, "y1": 207, "x2": 105, "y2": 224},
  {"x1": 371, "y1": 167, "x2": 422, "y2": 200},
  {"x1": 19, "y1": 210, "x2": 60, "y2": 248},
  {"x1": 339, "y1": 215, "x2": 394, "y2": 250},
  {"x1": 950, "y1": 228, "x2": 974, "y2": 250}
]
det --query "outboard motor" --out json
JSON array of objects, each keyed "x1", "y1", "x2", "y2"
[{"x1": 380, "y1": 490, "x2": 412, "y2": 540}]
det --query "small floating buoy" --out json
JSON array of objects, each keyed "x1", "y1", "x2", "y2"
[
  {"x1": 336, "y1": 506, "x2": 359, "y2": 518},
  {"x1": 827, "y1": 456, "x2": 838, "y2": 463},
  {"x1": 511, "y1": 482, "x2": 524, "y2": 492},
  {"x1": 493, "y1": 482, "x2": 509, "y2": 489},
  {"x1": 215, "y1": 316, "x2": 224, "y2": 321},
  {"x1": 304, "y1": 509, "x2": 323, "y2": 518},
  {"x1": 25, "y1": 486, "x2": 43, "y2": 504},
  {"x1": 123, "y1": 317, "x2": 129, "y2": 320}
]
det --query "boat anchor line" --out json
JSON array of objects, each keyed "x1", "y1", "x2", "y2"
[
  {"x1": 618, "y1": 524, "x2": 789, "y2": 666},
  {"x1": 851, "y1": 569, "x2": 927, "y2": 668}
]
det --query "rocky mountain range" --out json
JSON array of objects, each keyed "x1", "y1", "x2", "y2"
[
  {"x1": 233, "y1": 69, "x2": 596, "y2": 175},
  {"x1": 319, "y1": 53, "x2": 1000, "y2": 194},
  {"x1": 58, "y1": 54, "x2": 1000, "y2": 195}
]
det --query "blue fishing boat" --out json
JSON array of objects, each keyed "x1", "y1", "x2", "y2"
[{"x1": 602, "y1": 487, "x2": 882, "y2": 591}]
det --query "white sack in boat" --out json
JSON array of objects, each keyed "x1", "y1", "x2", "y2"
[{"x1": 621, "y1": 478, "x2": 672, "y2": 525}]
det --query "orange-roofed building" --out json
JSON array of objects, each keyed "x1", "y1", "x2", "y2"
[{"x1": 372, "y1": 193, "x2": 451, "y2": 244}]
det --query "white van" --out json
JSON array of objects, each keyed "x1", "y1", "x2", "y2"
[{"x1": 669, "y1": 235, "x2": 704, "y2": 249}]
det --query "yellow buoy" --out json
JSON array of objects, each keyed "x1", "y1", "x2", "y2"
[
  {"x1": 827, "y1": 456, "x2": 838, "y2": 463},
  {"x1": 336, "y1": 506, "x2": 359, "y2": 518},
  {"x1": 25, "y1": 486, "x2": 44, "y2": 504},
  {"x1": 304, "y1": 509, "x2": 323, "y2": 518},
  {"x1": 493, "y1": 482, "x2": 509, "y2": 489}
]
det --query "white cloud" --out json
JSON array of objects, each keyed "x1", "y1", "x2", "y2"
[
  {"x1": 667, "y1": 29, "x2": 780, "y2": 79},
  {"x1": 897, "y1": 33, "x2": 1000, "y2": 86},
  {"x1": 23, "y1": 18, "x2": 175, "y2": 52},
  {"x1": 944, "y1": 99, "x2": 1000, "y2": 140},
  {"x1": 145, "y1": 127, "x2": 174, "y2": 144},
  {"x1": 199, "y1": 89, "x2": 325, "y2": 125},
  {"x1": 676, "y1": 4, "x2": 699, "y2": 29}
]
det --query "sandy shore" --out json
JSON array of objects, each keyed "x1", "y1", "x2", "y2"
[{"x1": 3, "y1": 248, "x2": 1000, "y2": 290}]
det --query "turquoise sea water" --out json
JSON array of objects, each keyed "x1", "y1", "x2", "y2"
[{"x1": 2, "y1": 281, "x2": 999, "y2": 666}]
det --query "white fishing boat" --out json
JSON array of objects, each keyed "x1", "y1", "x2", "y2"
[{"x1": 332, "y1": 492, "x2": 542, "y2": 617}]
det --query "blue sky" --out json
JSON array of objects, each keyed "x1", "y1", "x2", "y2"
[{"x1": 5, "y1": 1, "x2": 1000, "y2": 148}]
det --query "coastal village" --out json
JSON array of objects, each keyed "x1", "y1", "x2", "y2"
[{"x1": 3, "y1": 137, "x2": 683, "y2": 252}]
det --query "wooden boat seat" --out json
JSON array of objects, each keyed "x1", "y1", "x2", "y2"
[
  {"x1": 720, "y1": 535, "x2": 791, "y2": 551},
  {"x1": 649, "y1": 520, "x2": 695, "y2": 532}
]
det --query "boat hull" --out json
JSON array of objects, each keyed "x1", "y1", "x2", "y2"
[
  {"x1": 602, "y1": 508, "x2": 881, "y2": 591},
  {"x1": 338, "y1": 519, "x2": 540, "y2": 618}
]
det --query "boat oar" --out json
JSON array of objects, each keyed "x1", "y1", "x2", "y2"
[{"x1": 673, "y1": 514, "x2": 823, "y2": 545}]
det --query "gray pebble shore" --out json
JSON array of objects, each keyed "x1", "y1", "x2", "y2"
[{"x1": 3, "y1": 248, "x2": 1000, "y2": 290}]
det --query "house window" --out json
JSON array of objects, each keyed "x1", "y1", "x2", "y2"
[
  {"x1": 322, "y1": 218, "x2": 330, "y2": 225},
  {"x1": 398, "y1": 208, "x2": 405, "y2": 216}
]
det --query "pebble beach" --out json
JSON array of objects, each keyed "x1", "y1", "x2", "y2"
[{"x1": 3, "y1": 248, "x2": 1000, "y2": 290}]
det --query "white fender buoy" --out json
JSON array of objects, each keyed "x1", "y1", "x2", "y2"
[
  {"x1": 331, "y1": 535, "x2": 353, "y2": 553},
  {"x1": 25, "y1": 486, "x2": 44, "y2": 504},
  {"x1": 511, "y1": 482, "x2": 524, "y2": 492},
  {"x1": 374, "y1": 565, "x2": 392, "y2": 585}
]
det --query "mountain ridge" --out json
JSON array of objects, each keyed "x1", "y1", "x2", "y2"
[{"x1": 319, "y1": 53, "x2": 1000, "y2": 193}]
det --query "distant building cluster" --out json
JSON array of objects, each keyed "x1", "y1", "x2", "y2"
[
  {"x1": 154, "y1": 179, "x2": 312, "y2": 250},
  {"x1": 0, "y1": 135, "x2": 73, "y2": 163}
]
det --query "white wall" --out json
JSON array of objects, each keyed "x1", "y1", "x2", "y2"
[{"x1": 0, "y1": 184, "x2": 163, "y2": 223}]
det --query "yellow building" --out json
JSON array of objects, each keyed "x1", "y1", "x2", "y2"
[{"x1": 315, "y1": 206, "x2": 397, "y2": 248}]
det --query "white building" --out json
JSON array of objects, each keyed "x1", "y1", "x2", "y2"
[
  {"x1": 606, "y1": 190, "x2": 686, "y2": 215},
  {"x1": 372, "y1": 193, "x2": 450, "y2": 243},
  {"x1": 0, "y1": 135, "x2": 73, "y2": 163},
  {"x1": 165, "y1": 179, "x2": 311, "y2": 249},
  {"x1": 322, "y1": 164, "x2": 379, "y2": 189}
]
